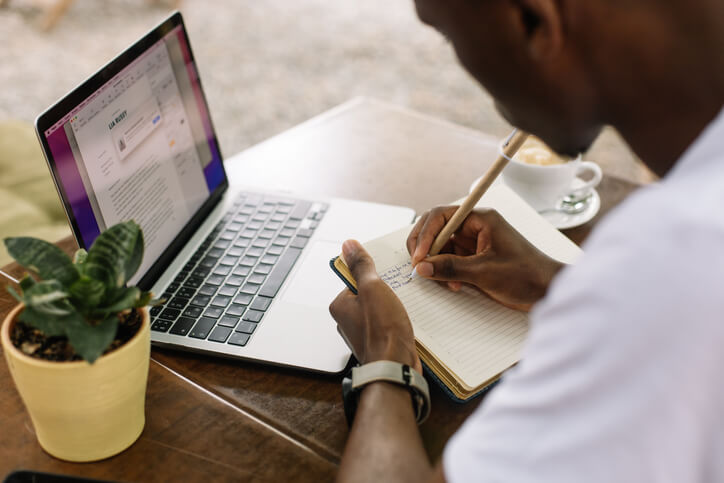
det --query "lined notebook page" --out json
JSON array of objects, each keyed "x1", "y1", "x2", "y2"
[{"x1": 363, "y1": 184, "x2": 583, "y2": 389}]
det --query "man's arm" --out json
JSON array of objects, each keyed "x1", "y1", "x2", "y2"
[{"x1": 337, "y1": 382, "x2": 445, "y2": 483}]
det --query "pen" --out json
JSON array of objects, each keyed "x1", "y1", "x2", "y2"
[{"x1": 411, "y1": 129, "x2": 529, "y2": 278}]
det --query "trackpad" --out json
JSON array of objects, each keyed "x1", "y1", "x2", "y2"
[{"x1": 281, "y1": 240, "x2": 346, "y2": 307}]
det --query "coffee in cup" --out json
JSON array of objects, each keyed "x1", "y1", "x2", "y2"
[{"x1": 502, "y1": 138, "x2": 602, "y2": 212}]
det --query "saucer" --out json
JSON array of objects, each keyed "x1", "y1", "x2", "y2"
[
  {"x1": 469, "y1": 176, "x2": 601, "y2": 229},
  {"x1": 540, "y1": 188, "x2": 600, "y2": 229}
]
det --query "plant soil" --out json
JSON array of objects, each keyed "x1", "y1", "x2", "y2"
[{"x1": 10, "y1": 310, "x2": 143, "y2": 362}]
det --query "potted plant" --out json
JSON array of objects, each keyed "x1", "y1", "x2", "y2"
[{"x1": 0, "y1": 221, "x2": 155, "y2": 462}]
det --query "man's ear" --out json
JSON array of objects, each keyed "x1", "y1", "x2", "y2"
[{"x1": 509, "y1": 0, "x2": 564, "y2": 62}]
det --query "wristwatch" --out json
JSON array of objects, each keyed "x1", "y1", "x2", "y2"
[{"x1": 342, "y1": 360, "x2": 431, "y2": 427}]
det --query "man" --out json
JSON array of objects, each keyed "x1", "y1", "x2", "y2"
[{"x1": 329, "y1": 0, "x2": 724, "y2": 481}]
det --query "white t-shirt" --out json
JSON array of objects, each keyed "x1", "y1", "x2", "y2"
[{"x1": 444, "y1": 107, "x2": 724, "y2": 483}]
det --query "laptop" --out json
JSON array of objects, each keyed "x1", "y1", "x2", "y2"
[{"x1": 34, "y1": 12, "x2": 414, "y2": 374}]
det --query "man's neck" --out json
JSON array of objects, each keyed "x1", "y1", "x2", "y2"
[{"x1": 595, "y1": 4, "x2": 724, "y2": 177}]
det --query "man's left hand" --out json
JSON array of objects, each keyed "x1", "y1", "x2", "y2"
[{"x1": 329, "y1": 240, "x2": 422, "y2": 374}]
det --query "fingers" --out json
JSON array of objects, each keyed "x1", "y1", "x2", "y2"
[
  {"x1": 407, "y1": 206, "x2": 458, "y2": 265},
  {"x1": 342, "y1": 239, "x2": 378, "y2": 288},
  {"x1": 415, "y1": 253, "x2": 480, "y2": 284}
]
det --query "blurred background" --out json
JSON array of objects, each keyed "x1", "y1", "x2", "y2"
[{"x1": 0, "y1": 0, "x2": 652, "y2": 265}]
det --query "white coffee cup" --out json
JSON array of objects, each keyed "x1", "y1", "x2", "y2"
[{"x1": 502, "y1": 154, "x2": 602, "y2": 212}]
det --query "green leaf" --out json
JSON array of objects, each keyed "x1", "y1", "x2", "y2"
[
  {"x1": 84, "y1": 221, "x2": 142, "y2": 288},
  {"x1": 96, "y1": 286, "x2": 141, "y2": 315},
  {"x1": 7, "y1": 286, "x2": 22, "y2": 303},
  {"x1": 134, "y1": 291, "x2": 153, "y2": 309},
  {"x1": 4, "y1": 237, "x2": 78, "y2": 286},
  {"x1": 23, "y1": 280, "x2": 73, "y2": 316},
  {"x1": 68, "y1": 276, "x2": 106, "y2": 309},
  {"x1": 73, "y1": 249, "x2": 88, "y2": 266},
  {"x1": 65, "y1": 313, "x2": 118, "y2": 363},
  {"x1": 19, "y1": 274, "x2": 36, "y2": 292},
  {"x1": 18, "y1": 305, "x2": 73, "y2": 337}
]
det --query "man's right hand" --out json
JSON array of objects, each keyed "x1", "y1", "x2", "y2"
[{"x1": 407, "y1": 207, "x2": 565, "y2": 312}]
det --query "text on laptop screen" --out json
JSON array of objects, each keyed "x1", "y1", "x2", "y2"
[{"x1": 42, "y1": 25, "x2": 224, "y2": 285}]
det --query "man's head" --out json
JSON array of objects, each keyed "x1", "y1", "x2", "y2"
[{"x1": 413, "y1": 0, "x2": 724, "y2": 166}]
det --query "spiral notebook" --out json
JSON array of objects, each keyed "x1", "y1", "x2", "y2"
[{"x1": 330, "y1": 184, "x2": 582, "y2": 401}]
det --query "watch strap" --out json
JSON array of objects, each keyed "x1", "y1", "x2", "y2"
[{"x1": 344, "y1": 361, "x2": 431, "y2": 425}]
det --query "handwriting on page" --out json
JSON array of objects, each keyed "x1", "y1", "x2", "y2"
[
  {"x1": 377, "y1": 258, "x2": 527, "y2": 389},
  {"x1": 380, "y1": 261, "x2": 414, "y2": 289}
]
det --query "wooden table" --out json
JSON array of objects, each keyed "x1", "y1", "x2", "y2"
[{"x1": 0, "y1": 98, "x2": 642, "y2": 482}]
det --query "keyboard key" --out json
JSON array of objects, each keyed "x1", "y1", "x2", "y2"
[
  {"x1": 150, "y1": 306, "x2": 162, "y2": 317},
  {"x1": 253, "y1": 213, "x2": 269, "y2": 221},
  {"x1": 192, "y1": 267, "x2": 211, "y2": 278},
  {"x1": 234, "y1": 293, "x2": 254, "y2": 305},
  {"x1": 270, "y1": 213, "x2": 286, "y2": 222},
  {"x1": 168, "y1": 297, "x2": 189, "y2": 310},
  {"x1": 240, "y1": 256, "x2": 257, "y2": 266},
  {"x1": 297, "y1": 228, "x2": 314, "y2": 238},
  {"x1": 233, "y1": 266, "x2": 251, "y2": 277},
  {"x1": 227, "y1": 247, "x2": 244, "y2": 257},
  {"x1": 198, "y1": 284, "x2": 218, "y2": 296},
  {"x1": 159, "y1": 308, "x2": 181, "y2": 321},
  {"x1": 226, "y1": 275, "x2": 245, "y2": 286},
  {"x1": 213, "y1": 265, "x2": 232, "y2": 276},
  {"x1": 241, "y1": 229, "x2": 257, "y2": 238},
  {"x1": 290, "y1": 237, "x2": 308, "y2": 249},
  {"x1": 203, "y1": 307, "x2": 224, "y2": 319},
  {"x1": 233, "y1": 215, "x2": 249, "y2": 224},
  {"x1": 247, "y1": 221, "x2": 263, "y2": 230},
  {"x1": 242, "y1": 310, "x2": 264, "y2": 323},
  {"x1": 226, "y1": 304, "x2": 246, "y2": 316},
  {"x1": 220, "y1": 255, "x2": 239, "y2": 266},
  {"x1": 190, "y1": 295, "x2": 211, "y2": 307},
  {"x1": 185, "y1": 276, "x2": 204, "y2": 288},
  {"x1": 289, "y1": 201, "x2": 312, "y2": 220},
  {"x1": 258, "y1": 203, "x2": 275, "y2": 213},
  {"x1": 183, "y1": 306, "x2": 203, "y2": 318},
  {"x1": 309, "y1": 221, "x2": 319, "y2": 229},
  {"x1": 272, "y1": 237, "x2": 289, "y2": 247},
  {"x1": 261, "y1": 255, "x2": 278, "y2": 265},
  {"x1": 240, "y1": 206, "x2": 255, "y2": 216},
  {"x1": 200, "y1": 256, "x2": 218, "y2": 268},
  {"x1": 178, "y1": 287, "x2": 196, "y2": 298},
  {"x1": 247, "y1": 247, "x2": 264, "y2": 257},
  {"x1": 265, "y1": 221, "x2": 282, "y2": 230},
  {"x1": 259, "y1": 229, "x2": 275, "y2": 239},
  {"x1": 213, "y1": 239, "x2": 231, "y2": 249},
  {"x1": 279, "y1": 227, "x2": 295, "y2": 238},
  {"x1": 267, "y1": 245, "x2": 284, "y2": 256},
  {"x1": 235, "y1": 321, "x2": 257, "y2": 334},
  {"x1": 252, "y1": 238, "x2": 269, "y2": 248},
  {"x1": 228, "y1": 332, "x2": 251, "y2": 347},
  {"x1": 276, "y1": 205, "x2": 292, "y2": 214},
  {"x1": 208, "y1": 247, "x2": 224, "y2": 258},
  {"x1": 240, "y1": 283, "x2": 260, "y2": 295},
  {"x1": 284, "y1": 220, "x2": 300, "y2": 229},
  {"x1": 250, "y1": 296, "x2": 272, "y2": 311},
  {"x1": 218, "y1": 285, "x2": 237, "y2": 297},
  {"x1": 218, "y1": 315, "x2": 240, "y2": 328},
  {"x1": 212, "y1": 295, "x2": 231, "y2": 307},
  {"x1": 259, "y1": 247, "x2": 302, "y2": 298},
  {"x1": 248, "y1": 273, "x2": 266, "y2": 284},
  {"x1": 207, "y1": 275, "x2": 225, "y2": 286},
  {"x1": 208, "y1": 326, "x2": 233, "y2": 343},
  {"x1": 169, "y1": 317, "x2": 196, "y2": 336},
  {"x1": 167, "y1": 282, "x2": 180, "y2": 292},
  {"x1": 227, "y1": 222, "x2": 242, "y2": 232},
  {"x1": 189, "y1": 318, "x2": 216, "y2": 339},
  {"x1": 234, "y1": 238, "x2": 250, "y2": 248},
  {"x1": 151, "y1": 319, "x2": 172, "y2": 332},
  {"x1": 254, "y1": 264, "x2": 273, "y2": 275}
]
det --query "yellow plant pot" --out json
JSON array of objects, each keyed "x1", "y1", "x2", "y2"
[{"x1": 1, "y1": 305, "x2": 150, "y2": 462}]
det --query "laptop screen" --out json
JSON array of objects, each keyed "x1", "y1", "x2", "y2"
[{"x1": 37, "y1": 14, "x2": 226, "y2": 287}]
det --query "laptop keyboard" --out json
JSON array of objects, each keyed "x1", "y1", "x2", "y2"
[{"x1": 149, "y1": 192, "x2": 328, "y2": 347}]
